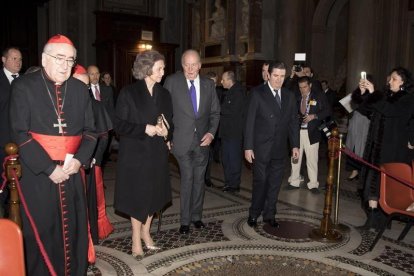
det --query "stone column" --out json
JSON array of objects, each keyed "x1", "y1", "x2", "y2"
[
  {"x1": 274, "y1": 0, "x2": 306, "y2": 65},
  {"x1": 346, "y1": 0, "x2": 375, "y2": 93}
]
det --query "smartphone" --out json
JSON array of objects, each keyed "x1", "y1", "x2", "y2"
[{"x1": 361, "y1": 71, "x2": 367, "y2": 80}]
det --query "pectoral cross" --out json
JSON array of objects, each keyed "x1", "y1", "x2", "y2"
[{"x1": 53, "y1": 118, "x2": 67, "y2": 134}]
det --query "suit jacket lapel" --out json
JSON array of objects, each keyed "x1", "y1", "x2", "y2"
[
  {"x1": 198, "y1": 78, "x2": 207, "y2": 116},
  {"x1": 281, "y1": 87, "x2": 287, "y2": 114},
  {"x1": 264, "y1": 85, "x2": 281, "y2": 113}
]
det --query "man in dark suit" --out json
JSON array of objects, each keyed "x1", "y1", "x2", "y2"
[
  {"x1": 321, "y1": 80, "x2": 337, "y2": 111},
  {"x1": 164, "y1": 49, "x2": 220, "y2": 234},
  {"x1": 88, "y1": 65, "x2": 115, "y2": 164},
  {"x1": 87, "y1": 65, "x2": 115, "y2": 122},
  {"x1": 220, "y1": 71, "x2": 245, "y2": 193},
  {"x1": 244, "y1": 61, "x2": 299, "y2": 228},
  {"x1": 0, "y1": 47, "x2": 22, "y2": 217},
  {"x1": 288, "y1": 76, "x2": 331, "y2": 193}
]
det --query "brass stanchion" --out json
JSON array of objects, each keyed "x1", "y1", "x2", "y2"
[
  {"x1": 333, "y1": 133, "x2": 350, "y2": 233},
  {"x1": 309, "y1": 129, "x2": 343, "y2": 242},
  {"x1": 5, "y1": 143, "x2": 22, "y2": 228}
]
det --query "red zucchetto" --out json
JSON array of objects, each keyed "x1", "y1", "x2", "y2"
[
  {"x1": 46, "y1": 34, "x2": 74, "y2": 46},
  {"x1": 73, "y1": 64, "x2": 87, "y2": 75}
]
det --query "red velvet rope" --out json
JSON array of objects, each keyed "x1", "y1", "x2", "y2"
[
  {"x1": 1, "y1": 155, "x2": 57, "y2": 276},
  {"x1": 341, "y1": 146, "x2": 414, "y2": 190}
]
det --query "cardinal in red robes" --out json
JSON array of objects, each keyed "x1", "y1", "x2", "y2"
[{"x1": 9, "y1": 34, "x2": 97, "y2": 276}]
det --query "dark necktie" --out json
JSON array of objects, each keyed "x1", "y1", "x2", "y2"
[
  {"x1": 94, "y1": 85, "x2": 101, "y2": 101},
  {"x1": 189, "y1": 80, "x2": 198, "y2": 116},
  {"x1": 274, "y1": 89, "x2": 281, "y2": 108},
  {"x1": 11, "y1": 74, "x2": 17, "y2": 79}
]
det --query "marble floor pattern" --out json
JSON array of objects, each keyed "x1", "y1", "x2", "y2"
[{"x1": 89, "y1": 148, "x2": 414, "y2": 276}]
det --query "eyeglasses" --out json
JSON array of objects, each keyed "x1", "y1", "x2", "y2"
[{"x1": 44, "y1": 52, "x2": 76, "y2": 67}]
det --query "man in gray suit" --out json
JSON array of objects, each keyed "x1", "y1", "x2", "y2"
[{"x1": 164, "y1": 50, "x2": 220, "y2": 234}]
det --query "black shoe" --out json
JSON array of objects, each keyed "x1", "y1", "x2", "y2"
[
  {"x1": 310, "y1": 188, "x2": 320, "y2": 194},
  {"x1": 247, "y1": 216, "x2": 257, "y2": 227},
  {"x1": 360, "y1": 208, "x2": 379, "y2": 230},
  {"x1": 205, "y1": 179, "x2": 214, "y2": 187},
  {"x1": 179, "y1": 225, "x2": 190, "y2": 234},
  {"x1": 192, "y1": 220, "x2": 205, "y2": 229},
  {"x1": 285, "y1": 185, "x2": 300, "y2": 190},
  {"x1": 263, "y1": 218, "x2": 279, "y2": 228},
  {"x1": 223, "y1": 186, "x2": 240, "y2": 193}
]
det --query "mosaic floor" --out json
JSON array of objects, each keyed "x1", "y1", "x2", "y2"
[{"x1": 89, "y1": 149, "x2": 414, "y2": 276}]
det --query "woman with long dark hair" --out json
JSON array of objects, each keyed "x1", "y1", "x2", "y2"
[{"x1": 356, "y1": 67, "x2": 414, "y2": 230}]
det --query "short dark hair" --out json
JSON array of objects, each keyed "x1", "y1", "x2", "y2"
[
  {"x1": 224, "y1": 71, "x2": 235, "y2": 83},
  {"x1": 2, "y1": 47, "x2": 20, "y2": 58},
  {"x1": 321, "y1": 80, "x2": 328, "y2": 85},
  {"x1": 267, "y1": 61, "x2": 286, "y2": 74},
  {"x1": 298, "y1": 76, "x2": 311, "y2": 85},
  {"x1": 132, "y1": 50, "x2": 165, "y2": 80}
]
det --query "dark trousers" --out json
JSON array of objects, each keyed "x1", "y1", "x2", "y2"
[
  {"x1": 174, "y1": 135, "x2": 209, "y2": 225},
  {"x1": 249, "y1": 157, "x2": 286, "y2": 220},
  {"x1": 221, "y1": 138, "x2": 242, "y2": 189}
]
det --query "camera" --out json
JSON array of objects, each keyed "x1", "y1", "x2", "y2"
[
  {"x1": 294, "y1": 53, "x2": 306, "y2": 73},
  {"x1": 318, "y1": 120, "x2": 337, "y2": 138},
  {"x1": 293, "y1": 65, "x2": 302, "y2": 72}
]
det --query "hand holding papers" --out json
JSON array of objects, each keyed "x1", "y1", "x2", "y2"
[{"x1": 339, "y1": 94, "x2": 353, "y2": 113}]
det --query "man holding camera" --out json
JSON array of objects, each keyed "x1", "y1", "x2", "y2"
[
  {"x1": 287, "y1": 76, "x2": 331, "y2": 193},
  {"x1": 284, "y1": 65, "x2": 323, "y2": 98}
]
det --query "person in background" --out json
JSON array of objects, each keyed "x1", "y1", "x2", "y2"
[
  {"x1": 164, "y1": 49, "x2": 220, "y2": 235},
  {"x1": 101, "y1": 71, "x2": 118, "y2": 103},
  {"x1": 73, "y1": 64, "x2": 114, "y2": 243},
  {"x1": 9, "y1": 34, "x2": 97, "y2": 275},
  {"x1": 287, "y1": 76, "x2": 331, "y2": 193},
  {"x1": 344, "y1": 74, "x2": 375, "y2": 182},
  {"x1": 114, "y1": 50, "x2": 173, "y2": 259},
  {"x1": 88, "y1": 65, "x2": 115, "y2": 165},
  {"x1": 284, "y1": 65, "x2": 323, "y2": 98},
  {"x1": 321, "y1": 80, "x2": 337, "y2": 112},
  {"x1": 356, "y1": 67, "x2": 414, "y2": 230},
  {"x1": 220, "y1": 70, "x2": 245, "y2": 193},
  {"x1": 0, "y1": 47, "x2": 22, "y2": 217}
]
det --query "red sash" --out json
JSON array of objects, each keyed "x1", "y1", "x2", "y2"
[{"x1": 30, "y1": 132, "x2": 81, "y2": 161}]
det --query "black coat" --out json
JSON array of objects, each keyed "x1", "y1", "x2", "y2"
[
  {"x1": 0, "y1": 70, "x2": 12, "y2": 176},
  {"x1": 219, "y1": 82, "x2": 245, "y2": 140},
  {"x1": 244, "y1": 84, "x2": 299, "y2": 162},
  {"x1": 114, "y1": 80, "x2": 173, "y2": 222},
  {"x1": 358, "y1": 90, "x2": 414, "y2": 201}
]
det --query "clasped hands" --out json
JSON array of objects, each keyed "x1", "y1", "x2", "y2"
[
  {"x1": 145, "y1": 123, "x2": 168, "y2": 138},
  {"x1": 49, "y1": 158, "x2": 81, "y2": 184}
]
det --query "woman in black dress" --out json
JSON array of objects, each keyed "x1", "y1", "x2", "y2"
[
  {"x1": 114, "y1": 50, "x2": 173, "y2": 259},
  {"x1": 356, "y1": 67, "x2": 414, "y2": 230}
]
